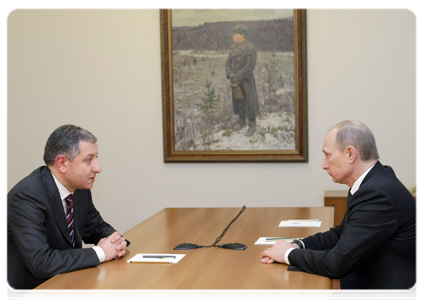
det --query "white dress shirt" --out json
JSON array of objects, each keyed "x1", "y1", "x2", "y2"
[
  {"x1": 51, "y1": 172, "x2": 105, "y2": 263},
  {"x1": 284, "y1": 163, "x2": 376, "y2": 265}
]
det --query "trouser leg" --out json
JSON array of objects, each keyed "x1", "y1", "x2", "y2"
[
  {"x1": 244, "y1": 117, "x2": 256, "y2": 137},
  {"x1": 233, "y1": 100, "x2": 247, "y2": 131}
]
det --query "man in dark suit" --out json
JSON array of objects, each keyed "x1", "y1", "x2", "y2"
[
  {"x1": 8, "y1": 125, "x2": 129, "y2": 289},
  {"x1": 260, "y1": 120, "x2": 416, "y2": 289}
]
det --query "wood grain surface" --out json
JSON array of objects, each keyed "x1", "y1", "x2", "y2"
[{"x1": 36, "y1": 207, "x2": 334, "y2": 289}]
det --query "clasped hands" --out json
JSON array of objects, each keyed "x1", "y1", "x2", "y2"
[
  {"x1": 98, "y1": 231, "x2": 128, "y2": 262},
  {"x1": 228, "y1": 73, "x2": 239, "y2": 83},
  {"x1": 260, "y1": 240, "x2": 300, "y2": 264}
]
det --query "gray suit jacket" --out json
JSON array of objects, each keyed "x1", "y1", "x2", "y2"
[
  {"x1": 288, "y1": 161, "x2": 416, "y2": 289},
  {"x1": 8, "y1": 166, "x2": 117, "y2": 289}
]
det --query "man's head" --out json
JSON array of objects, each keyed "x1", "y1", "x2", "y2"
[
  {"x1": 232, "y1": 25, "x2": 248, "y2": 44},
  {"x1": 322, "y1": 120, "x2": 379, "y2": 187},
  {"x1": 44, "y1": 125, "x2": 101, "y2": 192}
]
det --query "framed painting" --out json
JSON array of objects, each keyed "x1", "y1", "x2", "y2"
[{"x1": 161, "y1": 9, "x2": 307, "y2": 162}]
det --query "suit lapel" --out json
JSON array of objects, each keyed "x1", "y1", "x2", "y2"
[
  {"x1": 344, "y1": 161, "x2": 383, "y2": 230},
  {"x1": 41, "y1": 167, "x2": 73, "y2": 245},
  {"x1": 72, "y1": 190, "x2": 82, "y2": 248}
]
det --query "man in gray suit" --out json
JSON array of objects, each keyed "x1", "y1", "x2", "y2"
[
  {"x1": 8, "y1": 125, "x2": 129, "y2": 289},
  {"x1": 226, "y1": 25, "x2": 260, "y2": 137}
]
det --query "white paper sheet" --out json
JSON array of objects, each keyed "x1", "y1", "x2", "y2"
[
  {"x1": 254, "y1": 237, "x2": 300, "y2": 245},
  {"x1": 278, "y1": 219, "x2": 322, "y2": 227},
  {"x1": 127, "y1": 253, "x2": 185, "y2": 264}
]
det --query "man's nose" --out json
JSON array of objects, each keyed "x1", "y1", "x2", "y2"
[
  {"x1": 322, "y1": 158, "x2": 328, "y2": 170},
  {"x1": 93, "y1": 160, "x2": 101, "y2": 173}
]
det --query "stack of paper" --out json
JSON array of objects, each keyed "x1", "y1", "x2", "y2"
[
  {"x1": 278, "y1": 219, "x2": 321, "y2": 227},
  {"x1": 127, "y1": 253, "x2": 185, "y2": 264},
  {"x1": 255, "y1": 237, "x2": 299, "y2": 245}
]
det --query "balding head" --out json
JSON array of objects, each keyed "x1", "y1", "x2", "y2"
[{"x1": 330, "y1": 120, "x2": 379, "y2": 162}]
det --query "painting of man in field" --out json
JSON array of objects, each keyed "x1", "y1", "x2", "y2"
[
  {"x1": 226, "y1": 24, "x2": 260, "y2": 137},
  {"x1": 172, "y1": 9, "x2": 296, "y2": 151}
]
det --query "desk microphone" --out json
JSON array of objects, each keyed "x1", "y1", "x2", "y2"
[{"x1": 174, "y1": 206, "x2": 247, "y2": 250}]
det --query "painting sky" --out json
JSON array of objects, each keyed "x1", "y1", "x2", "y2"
[{"x1": 172, "y1": 9, "x2": 293, "y2": 27}]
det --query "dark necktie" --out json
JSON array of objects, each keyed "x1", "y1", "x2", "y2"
[
  {"x1": 65, "y1": 194, "x2": 75, "y2": 247},
  {"x1": 347, "y1": 189, "x2": 352, "y2": 204},
  {"x1": 344, "y1": 189, "x2": 353, "y2": 230}
]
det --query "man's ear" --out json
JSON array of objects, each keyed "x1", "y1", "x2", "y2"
[
  {"x1": 347, "y1": 146, "x2": 357, "y2": 163},
  {"x1": 55, "y1": 155, "x2": 68, "y2": 174}
]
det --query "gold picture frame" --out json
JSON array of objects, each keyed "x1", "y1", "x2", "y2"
[{"x1": 161, "y1": 9, "x2": 307, "y2": 162}]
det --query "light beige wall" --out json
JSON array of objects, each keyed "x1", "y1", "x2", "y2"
[{"x1": 7, "y1": 9, "x2": 416, "y2": 234}]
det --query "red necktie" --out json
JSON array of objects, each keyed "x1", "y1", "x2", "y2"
[{"x1": 65, "y1": 194, "x2": 75, "y2": 247}]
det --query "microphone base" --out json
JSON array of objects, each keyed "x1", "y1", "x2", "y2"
[
  {"x1": 221, "y1": 243, "x2": 247, "y2": 250},
  {"x1": 174, "y1": 243, "x2": 201, "y2": 250}
]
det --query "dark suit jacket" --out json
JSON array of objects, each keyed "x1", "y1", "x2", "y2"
[
  {"x1": 8, "y1": 166, "x2": 117, "y2": 289},
  {"x1": 288, "y1": 161, "x2": 416, "y2": 289}
]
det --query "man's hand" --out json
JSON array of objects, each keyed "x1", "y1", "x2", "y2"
[
  {"x1": 98, "y1": 231, "x2": 128, "y2": 262},
  {"x1": 229, "y1": 73, "x2": 239, "y2": 83},
  {"x1": 110, "y1": 231, "x2": 128, "y2": 260},
  {"x1": 260, "y1": 241, "x2": 299, "y2": 264}
]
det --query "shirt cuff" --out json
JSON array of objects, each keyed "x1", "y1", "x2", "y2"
[
  {"x1": 284, "y1": 248, "x2": 296, "y2": 265},
  {"x1": 92, "y1": 246, "x2": 105, "y2": 263}
]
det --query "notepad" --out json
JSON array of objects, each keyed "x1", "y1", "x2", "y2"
[
  {"x1": 279, "y1": 219, "x2": 322, "y2": 227},
  {"x1": 255, "y1": 237, "x2": 300, "y2": 245},
  {"x1": 127, "y1": 253, "x2": 185, "y2": 264}
]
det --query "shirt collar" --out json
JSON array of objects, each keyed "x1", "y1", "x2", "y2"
[
  {"x1": 51, "y1": 171, "x2": 72, "y2": 200},
  {"x1": 350, "y1": 164, "x2": 375, "y2": 195}
]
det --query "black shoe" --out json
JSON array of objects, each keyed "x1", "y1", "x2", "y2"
[{"x1": 244, "y1": 126, "x2": 256, "y2": 137}]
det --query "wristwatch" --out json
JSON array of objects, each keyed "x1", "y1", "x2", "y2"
[{"x1": 291, "y1": 239, "x2": 304, "y2": 249}]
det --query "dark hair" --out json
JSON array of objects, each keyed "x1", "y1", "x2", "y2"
[
  {"x1": 43, "y1": 125, "x2": 97, "y2": 166},
  {"x1": 331, "y1": 120, "x2": 380, "y2": 161}
]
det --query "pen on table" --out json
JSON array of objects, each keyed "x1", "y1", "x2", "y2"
[
  {"x1": 265, "y1": 237, "x2": 297, "y2": 241},
  {"x1": 142, "y1": 255, "x2": 176, "y2": 259},
  {"x1": 129, "y1": 260, "x2": 172, "y2": 264}
]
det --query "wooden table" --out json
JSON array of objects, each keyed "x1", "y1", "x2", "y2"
[{"x1": 36, "y1": 207, "x2": 334, "y2": 289}]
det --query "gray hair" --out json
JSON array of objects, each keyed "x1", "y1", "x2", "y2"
[
  {"x1": 43, "y1": 125, "x2": 97, "y2": 166},
  {"x1": 331, "y1": 120, "x2": 379, "y2": 161}
]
